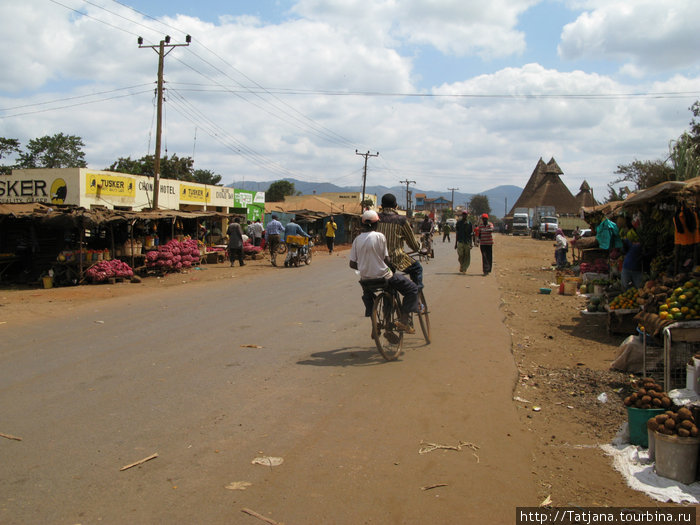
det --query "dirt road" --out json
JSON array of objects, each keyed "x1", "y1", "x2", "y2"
[{"x1": 0, "y1": 234, "x2": 668, "y2": 524}]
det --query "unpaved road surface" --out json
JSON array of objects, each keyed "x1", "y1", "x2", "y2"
[{"x1": 2, "y1": 238, "x2": 537, "y2": 524}]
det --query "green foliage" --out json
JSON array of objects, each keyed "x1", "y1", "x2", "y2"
[
  {"x1": 192, "y1": 169, "x2": 222, "y2": 185},
  {"x1": 612, "y1": 159, "x2": 674, "y2": 191},
  {"x1": 266, "y1": 180, "x2": 296, "y2": 202},
  {"x1": 0, "y1": 137, "x2": 21, "y2": 174},
  {"x1": 107, "y1": 156, "x2": 151, "y2": 176},
  {"x1": 0, "y1": 138, "x2": 20, "y2": 161},
  {"x1": 107, "y1": 154, "x2": 221, "y2": 184},
  {"x1": 468, "y1": 194, "x2": 491, "y2": 217},
  {"x1": 361, "y1": 198, "x2": 375, "y2": 209},
  {"x1": 16, "y1": 133, "x2": 87, "y2": 169},
  {"x1": 668, "y1": 132, "x2": 700, "y2": 181}
]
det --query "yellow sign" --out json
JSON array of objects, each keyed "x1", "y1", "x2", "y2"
[
  {"x1": 180, "y1": 183, "x2": 210, "y2": 203},
  {"x1": 86, "y1": 173, "x2": 135, "y2": 197}
]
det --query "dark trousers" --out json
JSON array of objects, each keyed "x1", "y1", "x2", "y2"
[
  {"x1": 229, "y1": 246, "x2": 244, "y2": 266},
  {"x1": 404, "y1": 260, "x2": 423, "y2": 289},
  {"x1": 254, "y1": 237, "x2": 261, "y2": 247},
  {"x1": 326, "y1": 236, "x2": 335, "y2": 253},
  {"x1": 480, "y1": 244, "x2": 493, "y2": 274},
  {"x1": 361, "y1": 274, "x2": 419, "y2": 318}
]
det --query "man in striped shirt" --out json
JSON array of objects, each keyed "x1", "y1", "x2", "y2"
[
  {"x1": 376, "y1": 193, "x2": 424, "y2": 289},
  {"x1": 474, "y1": 213, "x2": 494, "y2": 276}
]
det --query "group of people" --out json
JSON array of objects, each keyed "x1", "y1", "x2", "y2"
[{"x1": 348, "y1": 193, "x2": 497, "y2": 335}]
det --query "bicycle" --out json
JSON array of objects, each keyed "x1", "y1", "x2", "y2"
[{"x1": 360, "y1": 278, "x2": 430, "y2": 361}]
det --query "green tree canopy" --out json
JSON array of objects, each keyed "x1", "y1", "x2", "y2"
[
  {"x1": 468, "y1": 194, "x2": 491, "y2": 217},
  {"x1": 266, "y1": 180, "x2": 297, "y2": 202},
  {"x1": 107, "y1": 154, "x2": 221, "y2": 184},
  {"x1": 0, "y1": 137, "x2": 21, "y2": 174},
  {"x1": 17, "y1": 133, "x2": 87, "y2": 169},
  {"x1": 192, "y1": 169, "x2": 222, "y2": 185},
  {"x1": 611, "y1": 159, "x2": 674, "y2": 191}
]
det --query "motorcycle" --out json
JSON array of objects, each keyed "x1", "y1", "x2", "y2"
[{"x1": 284, "y1": 235, "x2": 313, "y2": 267}]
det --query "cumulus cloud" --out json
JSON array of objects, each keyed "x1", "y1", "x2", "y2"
[
  {"x1": 292, "y1": 0, "x2": 536, "y2": 58},
  {"x1": 558, "y1": 0, "x2": 700, "y2": 74},
  {"x1": 1, "y1": 0, "x2": 699, "y2": 200}
]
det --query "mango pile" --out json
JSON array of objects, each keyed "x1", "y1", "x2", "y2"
[
  {"x1": 608, "y1": 287, "x2": 640, "y2": 310},
  {"x1": 658, "y1": 279, "x2": 700, "y2": 321}
]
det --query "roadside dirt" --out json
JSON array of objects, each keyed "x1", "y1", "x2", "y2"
[{"x1": 0, "y1": 235, "x2": 674, "y2": 508}]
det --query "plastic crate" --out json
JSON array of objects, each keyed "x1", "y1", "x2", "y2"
[{"x1": 286, "y1": 235, "x2": 308, "y2": 246}]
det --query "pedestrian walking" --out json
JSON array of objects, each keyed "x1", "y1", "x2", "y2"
[
  {"x1": 454, "y1": 211, "x2": 474, "y2": 273},
  {"x1": 265, "y1": 214, "x2": 285, "y2": 266},
  {"x1": 442, "y1": 222, "x2": 451, "y2": 243},
  {"x1": 474, "y1": 213, "x2": 494, "y2": 276},
  {"x1": 226, "y1": 217, "x2": 245, "y2": 267},
  {"x1": 325, "y1": 216, "x2": 337, "y2": 254}
]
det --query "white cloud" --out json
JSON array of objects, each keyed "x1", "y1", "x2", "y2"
[
  {"x1": 1, "y1": 0, "x2": 699, "y2": 203},
  {"x1": 292, "y1": 0, "x2": 537, "y2": 58},
  {"x1": 558, "y1": 0, "x2": 700, "y2": 74}
]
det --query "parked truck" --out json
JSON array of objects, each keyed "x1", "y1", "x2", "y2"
[
  {"x1": 511, "y1": 207, "x2": 531, "y2": 235},
  {"x1": 531, "y1": 206, "x2": 558, "y2": 239}
]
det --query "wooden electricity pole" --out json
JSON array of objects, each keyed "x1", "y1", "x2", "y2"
[
  {"x1": 356, "y1": 150, "x2": 379, "y2": 207},
  {"x1": 139, "y1": 35, "x2": 191, "y2": 209},
  {"x1": 399, "y1": 179, "x2": 416, "y2": 215},
  {"x1": 448, "y1": 187, "x2": 459, "y2": 211}
]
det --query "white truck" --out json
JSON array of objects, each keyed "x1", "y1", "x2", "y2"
[
  {"x1": 511, "y1": 208, "x2": 530, "y2": 236},
  {"x1": 531, "y1": 206, "x2": 558, "y2": 240}
]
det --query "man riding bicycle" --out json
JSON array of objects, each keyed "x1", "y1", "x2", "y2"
[
  {"x1": 350, "y1": 210, "x2": 419, "y2": 333},
  {"x1": 377, "y1": 193, "x2": 424, "y2": 289}
]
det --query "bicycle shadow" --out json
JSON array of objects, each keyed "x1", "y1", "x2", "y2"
[{"x1": 296, "y1": 346, "x2": 399, "y2": 367}]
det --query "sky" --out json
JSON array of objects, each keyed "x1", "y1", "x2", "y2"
[{"x1": 2, "y1": 0, "x2": 700, "y2": 203}]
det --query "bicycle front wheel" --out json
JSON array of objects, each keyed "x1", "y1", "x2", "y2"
[
  {"x1": 371, "y1": 292, "x2": 403, "y2": 361},
  {"x1": 417, "y1": 289, "x2": 431, "y2": 344}
]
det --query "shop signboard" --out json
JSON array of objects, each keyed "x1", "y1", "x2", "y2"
[
  {"x1": 85, "y1": 172, "x2": 136, "y2": 198},
  {"x1": 180, "y1": 183, "x2": 210, "y2": 204},
  {"x1": 0, "y1": 168, "x2": 80, "y2": 205},
  {"x1": 234, "y1": 189, "x2": 265, "y2": 221}
]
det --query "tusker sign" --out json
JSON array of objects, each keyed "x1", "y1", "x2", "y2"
[
  {"x1": 180, "y1": 183, "x2": 210, "y2": 203},
  {"x1": 0, "y1": 177, "x2": 67, "y2": 204},
  {"x1": 86, "y1": 172, "x2": 135, "y2": 197}
]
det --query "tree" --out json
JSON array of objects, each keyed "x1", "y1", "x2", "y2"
[
  {"x1": 468, "y1": 194, "x2": 491, "y2": 217},
  {"x1": 611, "y1": 159, "x2": 674, "y2": 191},
  {"x1": 266, "y1": 180, "x2": 296, "y2": 202},
  {"x1": 107, "y1": 154, "x2": 221, "y2": 183},
  {"x1": 0, "y1": 138, "x2": 21, "y2": 175},
  {"x1": 16, "y1": 133, "x2": 87, "y2": 169},
  {"x1": 107, "y1": 156, "x2": 151, "y2": 176},
  {"x1": 192, "y1": 169, "x2": 222, "y2": 185}
]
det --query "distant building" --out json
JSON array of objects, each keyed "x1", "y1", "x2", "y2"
[
  {"x1": 316, "y1": 191, "x2": 377, "y2": 210},
  {"x1": 414, "y1": 193, "x2": 451, "y2": 213}
]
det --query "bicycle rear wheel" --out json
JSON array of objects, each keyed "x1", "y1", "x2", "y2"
[
  {"x1": 417, "y1": 289, "x2": 430, "y2": 344},
  {"x1": 371, "y1": 291, "x2": 403, "y2": 361}
]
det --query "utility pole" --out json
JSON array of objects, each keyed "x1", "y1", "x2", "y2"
[
  {"x1": 355, "y1": 150, "x2": 379, "y2": 208},
  {"x1": 139, "y1": 34, "x2": 191, "y2": 209},
  {"x1": 399, "y1": 179, "x2": 416, "y2": 215},
  {"x1": 448, "y1": 187, "x2": 459, "y2": 212}
]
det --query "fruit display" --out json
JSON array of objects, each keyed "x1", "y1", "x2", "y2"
[
  {"x1": 657, "y1": 278, "x2": 700, "y2": 321},
  {"x1": 586, "y1": 295, "x2": 602, "y2": 312},
  {"x1": 623, "y1": 378, "x2": 672, "y2": 410},
  {"x1": 608, "y1": 287, "x2": 640, "y2": 310},
  {"x1": 647, "y1": 407, "x2": 699, "y2": 438}
]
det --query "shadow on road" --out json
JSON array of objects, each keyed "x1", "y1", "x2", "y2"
[{"x1": 297, "y1": 346, "x2": 393, "y2": 367}]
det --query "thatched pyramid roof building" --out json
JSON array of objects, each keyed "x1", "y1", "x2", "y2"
[
  {"x1": 575, "y1": 180, "x2": 598, "y2": 208},
  {"x1": 507, "y1": 157, "x2": 580, "y2": 216}
]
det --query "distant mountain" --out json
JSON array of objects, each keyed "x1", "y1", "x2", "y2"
[{"x1": 229, "y1": 179, "x2": 523, "y2": 218}]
